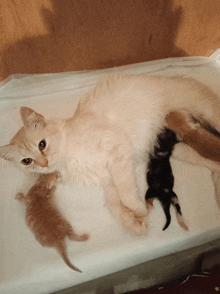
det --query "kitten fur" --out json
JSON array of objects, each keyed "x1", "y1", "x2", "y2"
[
  {"x1": 15, "y1": 171, "x2": 89, "y2": 272},
  {"x1": 165, "y1": 111, "x2": 220, "y2": 162},
  {"x1": 145, "y1": 127, "x2": 188, "y2": 231},
  {"x1": 2, "y1": 74, "x2": 220, "y2": 235},
  {"x1": 166, "y1": 111, "x2": 220, "y2": 209}
]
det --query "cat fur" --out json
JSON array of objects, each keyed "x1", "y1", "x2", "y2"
[{"x1": 2, "y1": 74, "x2": 220, "y2": 234}]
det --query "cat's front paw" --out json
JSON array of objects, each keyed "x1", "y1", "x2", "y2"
[
  {"x1": 124, "y1": 200, "x2": 148, "y2": 218},
  {"x1": 124, "y1": 211, "x2": 148, "y2": 235},
  {"x1": 133, "y1": 216, "x2": 148, "y2": 235},
  {"x1": 108, "y1": 202, "x2": 148, "y2": 235},
  {"x1": 132, "y1": 206, "x2": 148, "y2": 218}
]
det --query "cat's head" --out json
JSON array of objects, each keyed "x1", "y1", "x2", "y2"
[{"x1": 0, "y1": 107, "x2": 64, "y2": 173}]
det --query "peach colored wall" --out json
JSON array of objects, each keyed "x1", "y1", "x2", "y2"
[{"x1": 1, "y1": 0, "x2": 220, "y2": 81}]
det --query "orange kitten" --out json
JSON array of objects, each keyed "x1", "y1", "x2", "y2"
[
  {"x1": 15, "y1": 171, "x2": 89, "y2": 272},
  {"x1": 166, "y1": 111, "x2": 220, "y2": 209},
  {"x1": 165, "y1": 111, "x2": 220, "y2": 162}
]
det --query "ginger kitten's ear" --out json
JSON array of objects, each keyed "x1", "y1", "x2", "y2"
[
  {"x1": 20, "y1": 107, "x2": 47, "y2": 128},
  {"x1": 0, "y1": 144, "x2": 16, "y2": 161}
]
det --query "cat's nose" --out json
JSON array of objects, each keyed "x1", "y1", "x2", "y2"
[{"x1": 38, "y1": 157, "x2": 48, "y2": 167}]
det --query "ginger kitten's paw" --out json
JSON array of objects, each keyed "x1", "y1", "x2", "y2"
[
  {"x1": 69, "y1": 232, "x2": 90, "y2": 242},
  {"x1": 80, "y1": 233, "x2": 90, "y2": 242},
  {"x1": 55, "y1": 171, "x2": 62, "y2": 181},
  {"x1": 15, "y1": 192, "x2": 25, "y2": 202}
]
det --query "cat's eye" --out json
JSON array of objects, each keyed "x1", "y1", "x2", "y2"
[
  {"x1": 21, "y1": 158, "x2": 33, "y2": 165},
  {"x1": 39, "y1": 140, "x2": 46, "y2": 151}
]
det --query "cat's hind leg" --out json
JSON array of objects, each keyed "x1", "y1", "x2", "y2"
[
  {"x1": 145, "y1": 198, "x2": 154, "y2": 215},
  {"x1": 145, "y1": 188, "x2": 156, "y2": 215},
  {"x1": 146, "y1": 188, "x2": 176, "y2": 230},
  {"x1": 171, "y1": 192, "x2": 188, "y2": 231}
]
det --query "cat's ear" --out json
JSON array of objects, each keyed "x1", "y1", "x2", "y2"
[
  {"x1": 0, "y1": 144, "x2": 16, "y2": 161},
  {"x1": 20, "y1": 107, "x2": 47, "y2": 128}
]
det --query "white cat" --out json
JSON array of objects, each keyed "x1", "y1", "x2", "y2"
[{"x1": 1, "y1": 74, "x2": 220, "y2": 234}]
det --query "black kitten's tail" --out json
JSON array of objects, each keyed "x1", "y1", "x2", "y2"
[
  {"x1": 146, "y1": 188, "x2": 172, "y2": 231},
  {"x1": 160, "y1": 198, "x2": 171, "y2": 231}
]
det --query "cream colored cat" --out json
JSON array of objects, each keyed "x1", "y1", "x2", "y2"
[{"x1": 1, "y1": 74, "x2": 220, "y2": 235}]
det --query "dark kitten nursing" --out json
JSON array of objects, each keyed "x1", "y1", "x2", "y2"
[{"x1": 145, "y1": 127, "x2": 188, "y2": 231}]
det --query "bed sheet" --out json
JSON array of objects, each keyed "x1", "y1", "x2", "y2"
[{"x1": 1, "y1": 51, "x2": 220, "y2": 294}]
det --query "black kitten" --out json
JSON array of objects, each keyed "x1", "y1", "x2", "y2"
[{"x1": 145, "y1": 127, "x2": 188, "y2": 231}]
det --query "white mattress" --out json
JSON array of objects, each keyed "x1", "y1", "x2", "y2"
[{"x1": 1, "y1": 51, "x2": 220, "y2": 294}]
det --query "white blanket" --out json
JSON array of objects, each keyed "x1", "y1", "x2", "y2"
[{"x1": 1, "y1": 51, "x2": 220, "y2": 294}]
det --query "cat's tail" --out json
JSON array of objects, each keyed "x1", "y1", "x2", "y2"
[
  {"x1": 56, "y1": 241, "x2": 82, "y2": 273},
  {"x1": 145, "y1": 188, "x2": 171, "y2": 231},
  {"x1": 171, "y1": 193, "x2": 189, "y2": 231},
  {"x1": 160, "y1": 198, "x2": 171, "y2": 231}
]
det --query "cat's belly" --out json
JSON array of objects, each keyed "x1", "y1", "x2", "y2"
[
  {"x1": 59, "y1": 157, "x2": 109, "y2": 186},
  {"x1": 129, "y1": 118, "x2": 164, "y2": 161}
]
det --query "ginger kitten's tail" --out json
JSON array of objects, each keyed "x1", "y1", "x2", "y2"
[{"x1": 56, "y1": 241, "x2": 82, "y2": 273}]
